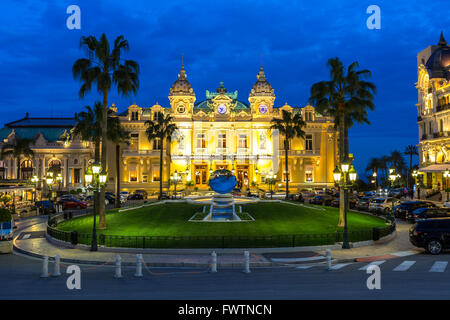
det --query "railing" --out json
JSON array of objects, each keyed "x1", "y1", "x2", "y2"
[
  {"x1": 436, "y1": 103, "x2": 450, "y2": 113},
  {"x1": 194, "y1": 148, "x2": 207, "y2": 154},
  {"x1": 47, "y1": 216, "x2": 395, "y2": 249}
]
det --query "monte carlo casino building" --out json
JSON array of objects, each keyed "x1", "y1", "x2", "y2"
[{"x1": 0, "y1": 64, "x2": 338, "y2": 194}]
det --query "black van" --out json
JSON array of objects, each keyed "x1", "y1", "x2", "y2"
[{"x1": 410, "y1": 218, "x2": 450, "y2": 254}]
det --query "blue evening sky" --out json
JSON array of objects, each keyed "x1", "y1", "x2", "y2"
[{"x1": 0, "y1": 0, "x2": 448, "y2": 177}]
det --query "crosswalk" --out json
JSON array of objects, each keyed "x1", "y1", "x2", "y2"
[{"x1": 296, "y1": 259, "x2": 450, "y2": 273}]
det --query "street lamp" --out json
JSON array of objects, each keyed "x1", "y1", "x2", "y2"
[
  {"x1": 372, "y1": 170, "x2": 377, "y2": 189},
  {"x1": 388, "y1": 166, "x2": 398, "y2": 223},
  {"x1": 412, "y1": 169, "x2": 419, "y2": 199},
  {"x1": 170, "y1": 170, "x2": 182, "y2": 199},
  {"x1": 31, "y1": 175, "x2": 39, "y2": 201},
  {"x1": 444, "y1": 169, "x2": 450, "y2": 201},
  {"x1": 267, "y1": 170, "x2": 277, "y2": 200},
  {"x1": 333, "y1": 162, "x2": 357, "y2": 249},
  {"x1": 45, "y1": 173, "x2": 54, "y2": 200},
  {"x1": 85, "y1": 163, "x2": 107, "y2": 252}
]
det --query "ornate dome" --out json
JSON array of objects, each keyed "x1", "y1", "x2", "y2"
[
  {"x1": 425, "y1": 32, "x2": 450, "y2": 79},
  {"x1": 169, "y1": 64, "x2": 195, "y2": 96},
  {"x1": 249, "y1": 66, "x2": 275, "y2": 97}
]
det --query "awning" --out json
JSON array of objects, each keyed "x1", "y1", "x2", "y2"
[{"x1": 419, "y1": 164, "x2": 450, "y2": 173}]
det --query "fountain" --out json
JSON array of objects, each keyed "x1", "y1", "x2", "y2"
[{"x1": 204, "y1": 169, "x2": 240, "y2": 221}]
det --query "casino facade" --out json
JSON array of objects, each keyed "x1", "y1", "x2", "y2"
[{"x1": 0, "y1": 63, "x2": 339, "y2": 194}]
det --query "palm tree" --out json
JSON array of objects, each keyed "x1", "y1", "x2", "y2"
[
  {"x1": 404, "y1": 145, "x2": 418, "y2": 189},
  {"x1": 73, "y1": 34, "x2": 139, "y2": 229},
  {"x1": 309, "y1": 57, "x2": 376, "y2": 227},
  {"x1": 1, "y1": 137, "x2": 34, "y2": 179},
  {"x1": 365, "y1": 157, "x2": 381, "y2": 187},
  {"x1": 73, "y1": 102, "x2": 127, "y2": 218},
  {"x1": 145, "y1": 113, "x2": 178, "y2": 200},
  {"x1": 107, "y1": 112, "x2": 129, "y2": 208},
  {"x1": 270, "y1": 109, "x2": 306, "y2": 200}
]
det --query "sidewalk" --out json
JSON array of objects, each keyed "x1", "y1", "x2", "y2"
[
  {"x1": 13, "y1": 222, "x2": 273, "y2": 268},
  {"x1": 317, "y1": 220, "x2": 423, "y2": 262}
]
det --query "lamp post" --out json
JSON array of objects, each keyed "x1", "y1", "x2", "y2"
[
  {"x1": 85, "y1": 161, "x2": 107, "y2": 252},
  {"x1": 333, "y1": 161, "x2": 357, "y2": 249},
  {"x1": 388, "y1": 167, "x2": 398, "y2": 223},
  {"x1": 45, "y1": 172, "x2": 54, "y2": 201},
  {"x1": 444, "y1": 169, "x2": 450, "y2": 202},
  {"x1": 170, "y1": 170, "x2": 182, "y2": 199},
  {"x1": 372, "y1": 170, "x2": 377, "y2": 189},
  {"x1": 267, "y1": 170, "x2": 277, "y2": 200},
  {"x1": 31, "y1": 175, "x2": 39, "y2": 202},
  {"x1": 412, "y1": 170, "x2": 418, "y2": 199}
]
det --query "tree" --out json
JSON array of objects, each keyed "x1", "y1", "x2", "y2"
[
  {"x1": 365, "y1": 157, "x2": 382, "y2": 187},
  {"x1": 270, "y1": 109, "x2": 306, "y2": 200},
  {"x1": 108, "y1": 111, "x2": 129, "y2": 208},
  {"x1": 309, "y1": 57, "x2": 376, "y2": 227},
  {"x1": 1, "y1": 137, "x2": 34, "y2": 179},
  {"x1": 73, "y1": 34, "x2": 139, "y2": 229},
  {"x1": 145, "y1": 113, "x2": 178, "y2": 200},
  {"x1": 404, "y1": 145, "x2": 418, "y2": 189}
]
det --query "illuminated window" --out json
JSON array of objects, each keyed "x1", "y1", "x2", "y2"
[
  {"x1": 305, "y1": 134, "x2": 313, "y2": 151},
  {"x1": 238, "y1": 134, "x2": 248, "y2": 148},
  {"x1": 130, "y1": 133, "x2": 139, "y2": 150},
  {"x1": 153, "y1": 138, "x2": 162, "y2": 150},
  {"x1": 217, "y1": 133, "x2": 227, "y2": 148},
  {"x1": 129, "y1": 164, "x2": 137, "y2": 182},
  {"x1": 131, "y1": 111, "x2": 139, "y2": 120},
  {"x1": 142, "y1": 175, "x2": 148, "y2": 183},
  {"x1": 305, "y1": 170, "x2": 313, "y2": 182},
  {"x1": 196, "y1": 133, "x2": 206, "y2": 148},
  {"x1": 153, "y1": 111, "x2": 163, "y2": 121},
  {"x1": 152, "y1": 166, "x2": 160, "y2": 182}
]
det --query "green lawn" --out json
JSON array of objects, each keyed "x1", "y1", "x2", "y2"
[{"x1": 54, "y1": 202, "x2": 390, "y2": 248}]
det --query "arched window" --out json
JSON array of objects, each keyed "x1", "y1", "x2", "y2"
[
  {"x1": 21, "y1": 160, "x2": 34, "y2": 180},
  {"x1": 48, "y1": 159, "x2": 61, "y2": 175}
]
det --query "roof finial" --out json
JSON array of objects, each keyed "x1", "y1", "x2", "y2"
[
  {"x1": 261, "y1": 53, "x2": 263, "y2": 68},
  {"x1": 439, "y1": 31, "x2": 447, "y2": 46},
  {"x1": 181, "y1": 52, "x2": 184, "y2": 68}
]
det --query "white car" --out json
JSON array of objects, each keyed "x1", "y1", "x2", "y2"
[
  {"x1": 120, "y1": 191, "x2": 129, "y2": 201},
  {"x1": 368, "y1": 197, "x2": 400, "y2": 214}
]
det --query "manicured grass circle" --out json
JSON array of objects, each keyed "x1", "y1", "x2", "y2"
[{"x1": 55, "y1": 202, "x2": 389, "y2": 248}]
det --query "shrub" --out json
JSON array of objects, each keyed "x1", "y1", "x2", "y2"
[{"x1": 0, "y1": 208, "x2": 12, "y2": 222}]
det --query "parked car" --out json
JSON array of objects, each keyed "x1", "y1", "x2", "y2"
[
  {"x1": 310, "y1": 195, "x2": 333, "y2": 206},
  {"x1": 58, "y1": 198, "x2": 88, "y2": 210},
  {"x1": 394, "y1": 201, "x2": 437, "y2": 219},
  {"x1": 409, "y1": 218, "x2": 450, "y2": 254},
  {"x1": 120, "y1": 191, "x2": 130, "y2": 201},
  {"x1": 368, "y1": 197, "x2": 401, "y2": 215},
  {"x1": 35, "y1": 200, "x2": 55, "y2": 215},
  {"x1": 134, "y1": 190, "x2": 148, "y2": 199},
  {"x1": 406, "y1": 207, "x2": 450, "y2": 222},
  {"x1": 128, "y1": 193, "x2": 144, "y2": 200},
  {"x1": 356, "y1": 197, "x2": 372, "y2": 211}
]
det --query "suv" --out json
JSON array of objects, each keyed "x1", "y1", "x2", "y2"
[
  {"x1": 395, "y1": 201, "x2": 437, "y2": 219},
  {"x1": 407, "y1": 207, "x2": 450, "y2": 222},
  {"x1": 368, "y1": 197, "x2": 400, "y2": 215},
  {"x1": 310, "y1": 195, "x2": 333, "y2": 206},
  {"x1": 410, "y1": 218, "x2": 450, "y2": 254},
  {"x1": 134, "y1": 190, "x2": 148, "y2": 199}
]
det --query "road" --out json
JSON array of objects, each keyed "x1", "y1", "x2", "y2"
[{"x1": 2, "y1": 251, "x2": 450, "y2": 299}]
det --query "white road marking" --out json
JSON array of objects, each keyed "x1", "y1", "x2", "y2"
[
  {"x1": 296, "y1": 265, "x2": 313, "y2": 269},
  {"x1": 358, "y1": 260, "x2": 386, "y2": 271},
  {"x1": 429, "y1": 261, "x2": 448, "y2": 273},
  {"x1": 22, "y1": 234, "x2": 31, "y2": 239},
  {"x1": 329, "y1": 263, "x2": 351, "y2": 270},
  {"x1": 393, "y1": 260, "x2": 416, "y2": 271},
  {"x1": 391, "y1": 250, "x2": 417, "y2": 257}
]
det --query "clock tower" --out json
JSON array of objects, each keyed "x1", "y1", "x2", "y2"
[
  {"x1": 248, "y1": 65, "x2": 275, "y2": 118},
  {"x1": 169, "y1": 60, "x2": 196, "y2": 118}
]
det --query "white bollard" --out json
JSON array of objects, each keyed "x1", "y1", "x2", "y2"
[
  {"x1": 40, "y1": 256, "x2": 49, "y2": 278},
  {"x1": 243, "y1": 251, "x2": 250, "y2": 273},
  {"x1": 53, "y1": 254, "x2": 61, "y2": 277},
  {"x1": 114, "y1": 255, "x2": 122, "y2": 278},
  {"x1": 211, "y1": 251, "x2": 217, "y2": 273},
  {"x1": 134, "y1": 254, "x2": 143, "y2": 277},
  {"x1": 326, "y1": 249, "x2": 332, "y2": 270}
]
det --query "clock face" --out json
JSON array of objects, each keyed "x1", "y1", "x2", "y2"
[
  {"x1": 259, "y1": 105, "x2": 268, "y2": 114},
  {"x1": 217, "y1": 104, "x2": 227, "y2": 114},
  {"x1": 177, "y1": 105, "x2": 186, "y2": 113}
]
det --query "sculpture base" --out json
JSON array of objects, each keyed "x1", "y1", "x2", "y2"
[{"x1": 203, "y1": 193, "x2": 241, "y2": 221}]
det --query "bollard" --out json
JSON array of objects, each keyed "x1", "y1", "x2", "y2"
[
  {"x1": 40, "y1": 256, "x2": 49, "y2": 278},
  {"x1": 211, "y1": 251, "x2": 217, "y2": 273},
  {"x1": 53, "y1": 254, "x2": 61, "y2": 277},
  {"x1": 114, "y1": 255, "x2": 122, "y2": 278},
  {"x1": 326, "y1": 249, "x2": 332, "y2": 270},
  {"x1": 134, "y1": 254, "x2": 143, "y2": 278},
  {"x1": 243, "y1": 251, "x2": 250, "y2": 273}
]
